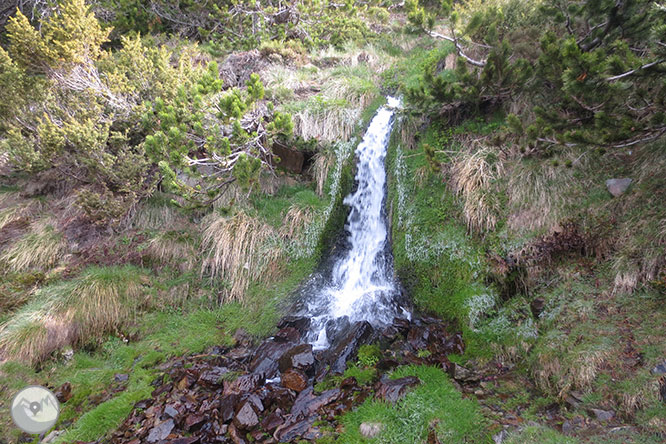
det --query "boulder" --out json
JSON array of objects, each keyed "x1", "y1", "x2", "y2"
[
  {"x1": 278, "y1": 344, "x2": 315, "y2": 373},
  {"x1": 272, "y1": 142, "x2": 305, "y2": 174},
  {"x1": 224, "y1": 374, "x2": 264, "y2": 395},
  {"x1": 249, "y1": 339, "x2": 294, "y2": 379},
  {"x1": 281, "y1": 368, "x2": 309, "y2": 392},
  {"x1": 651, "y1": 360, "x2": 666, "y2": 374},
  {"x1": 233, "y1": 401, "x2": 259, "y2": 430},
  {"x1": 319, "y1": 321, "x2": 375, "y2": 374},
  {"x1": 606, "y1": 178, "x2": 632, "y2": 197},
  {"x1": 450, "y1": 363, "x2": 480, "y2": 382},
  {"x1": 589, "y1": 408, "x2": 615, "y2": 421}
]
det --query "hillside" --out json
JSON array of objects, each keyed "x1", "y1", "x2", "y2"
[{"x1": 0, "y1": 1, "x2": 664, "y2": 443}]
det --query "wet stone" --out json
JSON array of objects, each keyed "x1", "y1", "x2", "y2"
[
  {"x1": 233, "y1": 401, "x2": 259, "y2": 430},
  {"x1": 198, "y1": 366, "x2": 230, "y2": 385},
  {"x1": 281, "y1": 368, "x2": 309, "y2": 392},
  {"x1": 275, "y1": 416, "x2": 315, "y2": 442},
  {"x1": 164, "y1": 404, "x2": 179, "y2": 419},
  {"x1": 376, "y1": 376, "x2": 420, "y2": 403},
  {"x1": 274, "y1": 326, "x2": 301, "y2": 343},
  {"x1": 219, "y1": 394, "x2": 239, "y2": 423},
  {"x1": 146, "y1": 419, "x2": 174, "y2": 443},
  {"x1": 278, "y1": 344, "x2": 315, "y2": 373},
  {"x1": 223, "y1": 374, "x2": 263, "y2": 395}
]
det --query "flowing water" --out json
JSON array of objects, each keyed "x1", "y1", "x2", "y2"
[{"x1": 302, "y1": 97, "x2": 409, "y2": 349}]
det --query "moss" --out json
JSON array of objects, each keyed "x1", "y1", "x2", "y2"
[{"x1": 339, "y1": 365, "x2": 486, "y2": 443}]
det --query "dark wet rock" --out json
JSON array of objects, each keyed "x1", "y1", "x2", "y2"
[
  {"x1": 277, "y1": 316, "x2": 311, "y2": 334},
  {"x1": 219, "y1": 394, "x2": 239, "y2": 423},
  {"x1": 274, "y1": 326, "x2": 301, "y2": 343},
  {"x1": 249, "y1": 340, "x2": 294, "y2": 379},
  {"x1": 281, "y1": 368, "x2": 309, "y2": 392},
  {"x1": 274, "y1": 416, "x2": 315, "y2": 442},
  {"x1": 407, "y1": 326, "x2": 428, "y2": 349},
  {"x1": 360, "y1": 422, "x2": 383, "y2": 438},
  {"x1": 319, "y1": 321, "x2": 375, "y2": 374},
  {"x1": 233, "y1": 401, "x2": 259, "y2": 430},
  {"x1": 265, "y1": 386, "x2": 296, "y2": 411},
  {"x1": 198, "y1": 366, "x2": 230, "y2": 385},
  {"x1": 272, "y1": 142, "x2": 305, "y2": 174},
  {"x1": 228, "y1": 423, "x2": 247, "y2": 444},
  {"x1": 146, "y1": 419, "x2": 174, "y2": 443},
  {"x1": 54, "y1": 382, "x2": 72, "y2": 403},
  {"x1": 291, "y1": 387, "x2": 341, "y2": 417},
  {"x1": 224, "y1": 374, "x2": 263, "y2": 395},
  {"x1": 261, "y1": 411, "x2": 285, "y2": 432},
  {"x1": 376, "y1": 358, "x2": 400, "y2": 371},
  {"x1": 184, "y1": 414, "x2": 205, "y2": 430},
  {"x1": 278, "y1": 344, "x2": 314, "y2": 373},
  {"x1": 376, "y1": 376, "x2": 420, "y2": 403},
  {"x1": 450, "y1": 363, "x2": 480, "y2": 382},
  {"x1": 227, "y1": 347, "x2": 251, "y2": 361},
  {"x1": 243, "y1": 393, "x2": 264, "y2": 413},
  {"x1": 114, "y1": 373, "x2": 129, "y2": 383},
  {"x1": 339, "y1": 376, "x2": 358, "y2": 390},
  {"x1": 589, "y1": 408, "x2": 615, "y2": 421}
]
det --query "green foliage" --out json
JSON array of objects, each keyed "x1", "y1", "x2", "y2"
[
  {"x1": 339, "y1": 365, "x2": 485, "y2": 443},
  {"x1": 357, "y1": 344, "x2": 382, "y2": 367}
]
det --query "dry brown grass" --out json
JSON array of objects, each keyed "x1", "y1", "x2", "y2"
[
  {"x1": 0, "y1": 266, "x2": 148, "y2": 363},
  {"x1": 450, "y1": 146, "x2": 503, "y2": 233},
  {"x1": 0, "y1": 218, "x2": 66, "y2": 272},
  {"x1": 143, "y1": 231, "x2": 197, "y2": 271},
  {"x1": 311, "y1": 151, "x2": 334, "y2": 196},
  {"x1": 281, "y1": 206, "x2": 315, "y2": 240},
  {"x1": 201, "y1": 211, "x2": 284, "y2": 302}
]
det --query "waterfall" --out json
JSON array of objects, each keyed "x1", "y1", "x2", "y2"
[{"x1": 304, "y1": 97, "x2": 409, "y2": 349}]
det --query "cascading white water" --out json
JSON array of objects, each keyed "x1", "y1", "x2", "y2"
[{"x1": 306, "y1": 97, "x2": 408, "y2": 349}]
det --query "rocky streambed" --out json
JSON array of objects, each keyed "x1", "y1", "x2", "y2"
[{"x1": 106, "y1": 315, "x2": 465, "y2": 444}]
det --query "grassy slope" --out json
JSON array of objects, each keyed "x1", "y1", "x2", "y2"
[{"x1": 378, "y1": 28, "x2": 666, "y2": 442}]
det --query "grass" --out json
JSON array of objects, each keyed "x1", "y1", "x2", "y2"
[
  {"x1": 0, "y1": 266, "x2": 148, "y2": 363},
  {"x1": 1, "y1": 218, "x2": 66, "y2": 272},
  {"x1": 503, "y1": 425, "x2": 578, "y2": 444},
  {"x1": 339, "y1": 365, "x2": 486, "y2": 443}
]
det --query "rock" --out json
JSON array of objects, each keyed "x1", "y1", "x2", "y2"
[
  {"x1": 233, "y1": 328, "x2": 253, "y2": 347},
  {"x1": 249, "y1": 339, "x2": 294, "y2": 379},
  {"x1": 261, "y1": 411, "x2": 285, "y2": 432},
  {"x1": 530, "y1": 297, "x2": 546, "y2": 318},
  {"x1": 277, "y1": 316, "x2": 311, "y2": 334},
  {"x1": 272, "y1": 142, "x2": 305, "y2": 174},
  {"x1": 184, "y1": 413, "x2": 205, "y2": 430},
  {"x1": 219, "y1": 394, "x2": 239, "y2": 423},
  {"x1": 146, "y1": 419, "x2": 174, "y2": 443},
  {"x1": 589, "y1": 408, "x2": 615, "y2": 421},
  {"x1": 228, "y1": 422, "x2": 247, "y2": 444},
  {"x1": 290, "y1": 387, "x2": 342, "y2": 417},
  {"x1": 319, "y1": 321, "x2": 375, "y2": 374},
  {"x1": 243, "y1": 393, "x2": 264, "y2": 413},
  {"x1": 450, "y1": 364, "x2": 480, "y2": 382},
  {"x1": 274, "y1": 416, "x2": 315, "y2": 442},
  {"x1": 606, "y1": 178, "x2": 632, "y2": 197},
  {"x1": 233, "y1": 401, "x2": 259, "y2": 430},
  {"x1": 198, "y1": 366, "x2": 230, "y2": 385},
  {"x1": 163, "y1": 404, "x2": 179, "y2": 419},
  {"x1": 224, "y1": 374, "x2": 264, "y2": 395},
  {"x1": 651, "y1": 360, "x2": 666, "y2": 374},
  {"x1": 278, "y1": 344, "x2": 315, "y2": 373},
  {"x1": 492, "y1": 429, "x2": 508, "y2": 444},
  {"x1": 359, "y1": 422, "x2": 383, "y2": 438},
  {"x1": 281, "y1": 368, "x2": 309, "y2": 392},
  {"x1": 227, "y1": 347, "x2": 251, "y2": 361},
  {"x1": 54, "y1": 382, "x2": 72, "y2": 403},
  {"x1": 375, "y1": 376, "x2": 420, "y2": 403},
  {"x1": 114, "y1": 373, "x2": 129, "y2": 383},
  {"x1": 274, "y1": 326, "x2": 301, "y2": 343}
]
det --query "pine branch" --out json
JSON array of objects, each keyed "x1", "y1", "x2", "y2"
[
  {"x1": 428, "y1": 29, "x2": 486, "y2": 67},
  {"x1": 605, "y1": 59, "x2": 666, "y2": 81}
]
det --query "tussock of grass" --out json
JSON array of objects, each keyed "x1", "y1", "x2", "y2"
[
  {"x1": 0, "y1": 266, "x2": 148, "y2": 363},
  {"x1": 201, "y1": 210, "x2": 284, "y2": 302},
  {"x1": 504, "y1": 425, "x2": 578, "y2": 444},
  {"x1": 311, "y1": 151, "x2": 335, "y2": 196},
  {"x1": 1, "y1": 218, "x2": 66, "y2": 272},
  {"x1": 450, "y1": 145, "x2": 503, "y2": 233},
  {"x1": 339, "y1": 365, "x2": 484, "y2": 443},
  {"x1": 131, "y1": 193, "x2": 184, "y2": 231},
  {"x1": 142, "y1": 230, "x2": 197, "y2": 271}
]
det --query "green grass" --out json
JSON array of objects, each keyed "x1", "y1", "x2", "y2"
[
  {"x1": 504, "y1": 425, "x2": 578, "y2": 444},
  {"x1": 339, "y1": 365, "x2": 486, "y2": 443}
]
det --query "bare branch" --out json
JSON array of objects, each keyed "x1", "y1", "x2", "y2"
[{"x1": 605, "y1": 59, "x2": 666, "y2": 81}]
